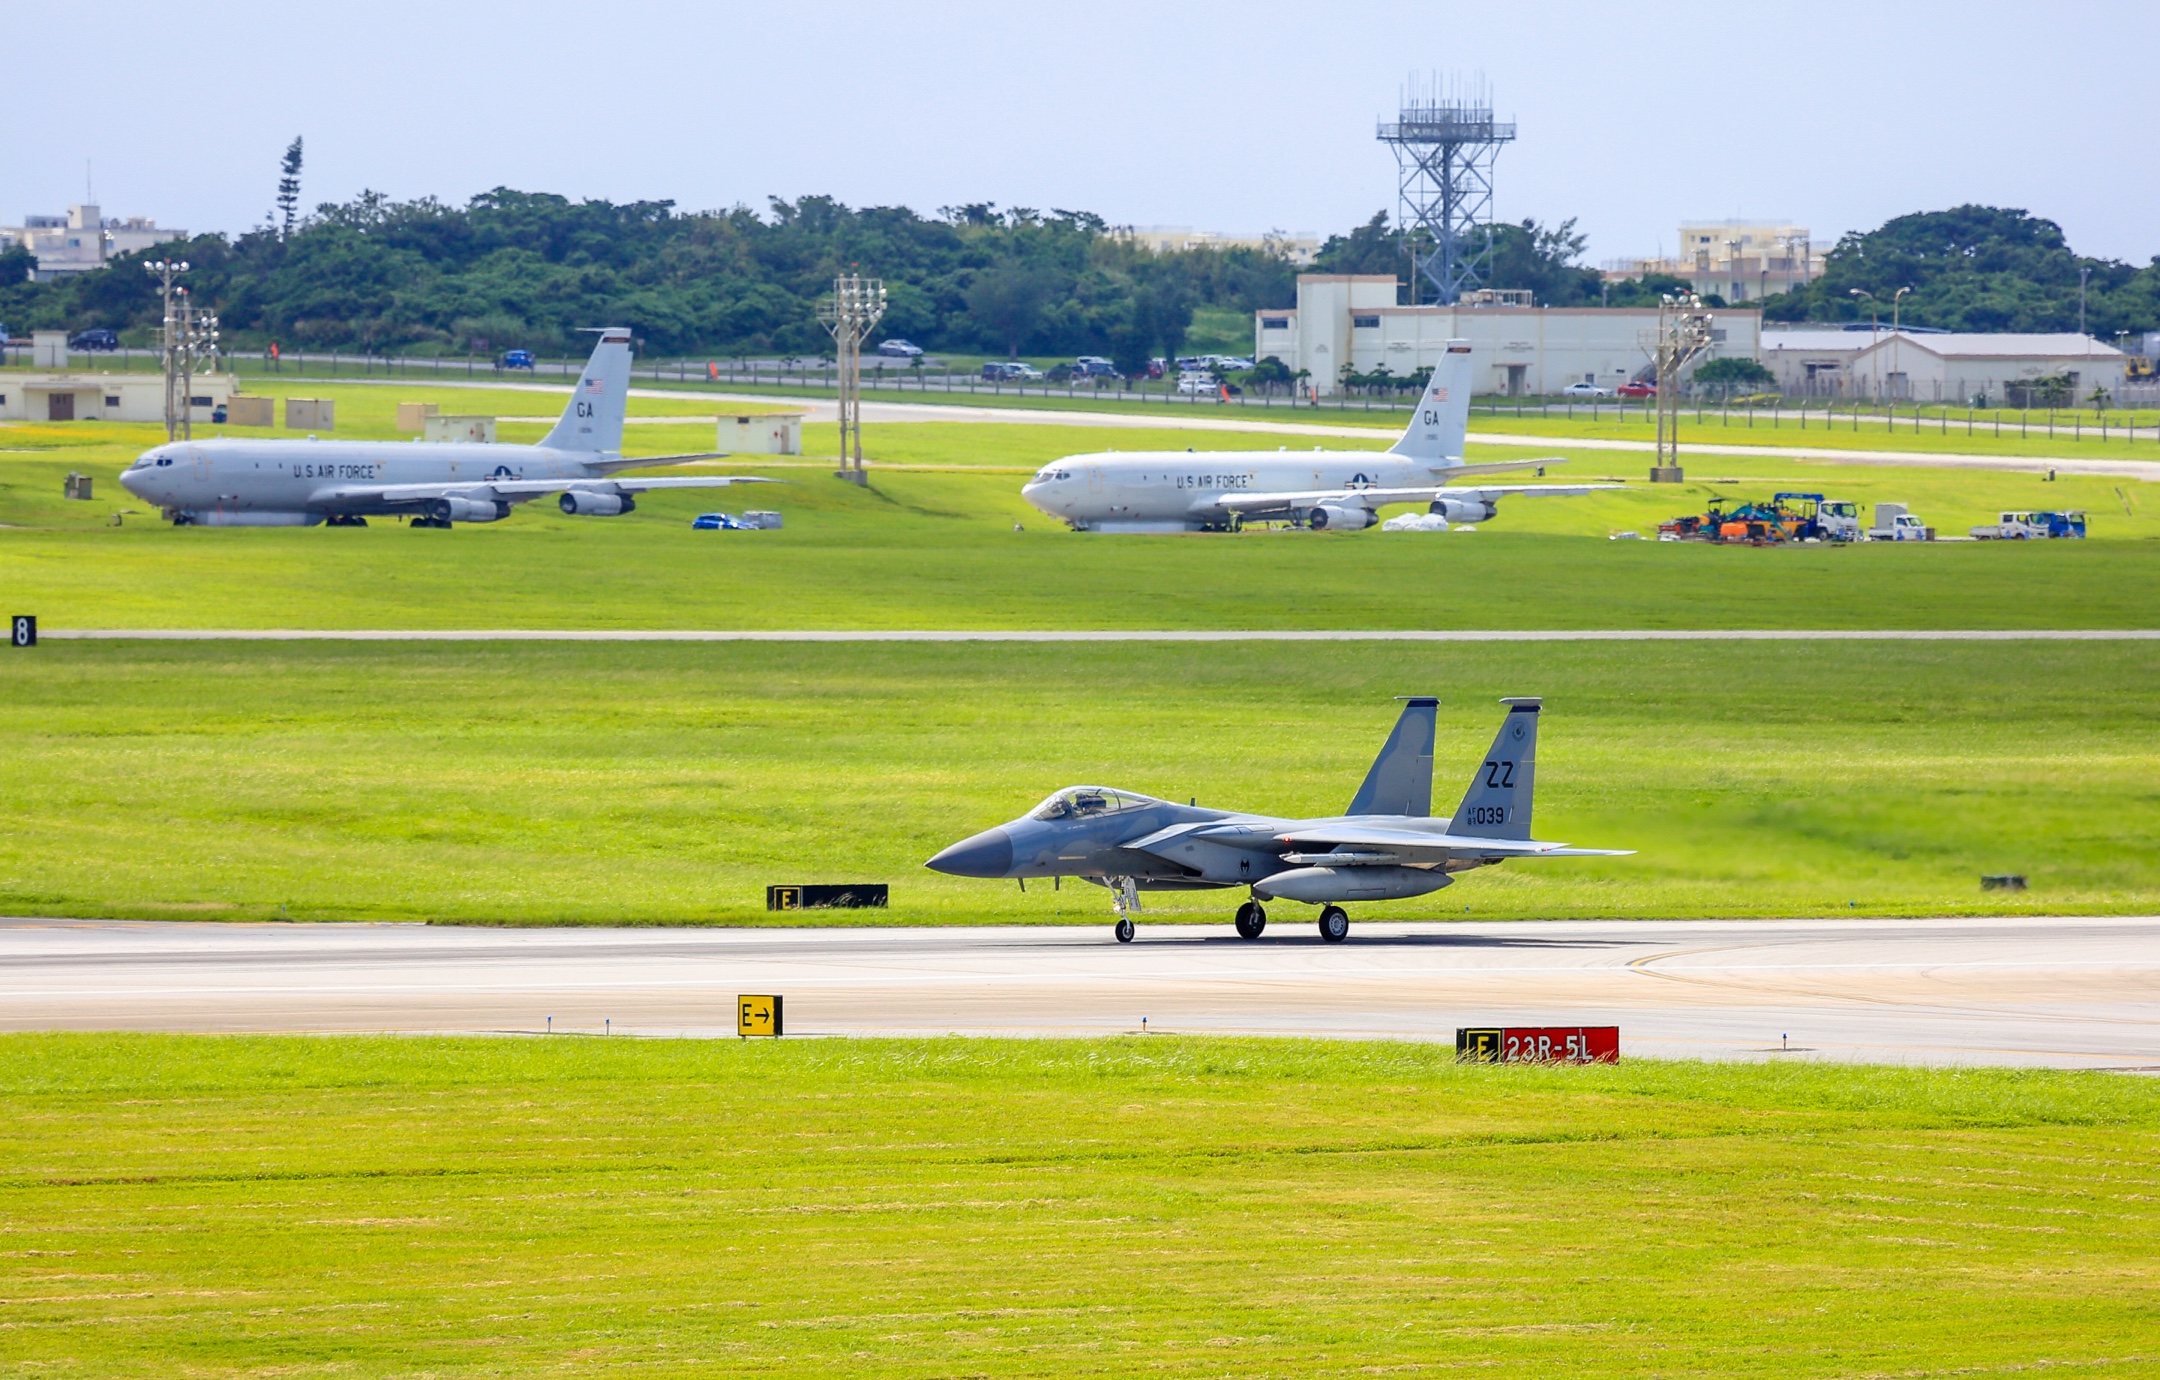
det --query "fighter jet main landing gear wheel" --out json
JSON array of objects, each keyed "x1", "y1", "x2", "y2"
[
  {"x1": 1234, "y1": 900, "x2": 1268, "y2": 939},
  {"x1": 1115, "y1": 917, "x2": 1135, "y2": 943},
  {"x1": 1317, "y1": 906, "x2": 1350, "y2": 943}
]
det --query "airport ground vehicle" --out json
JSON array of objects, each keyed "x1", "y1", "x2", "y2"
[
  {"x1": 1871, "y1": 503, "x2": 1934, "y2": 541},
  {"x1": 502, "y1": 349, "x2": 535, "y2": 370},
  {"x1": 1659, "y1": 492, "x2": 1862, "y2": 543},
  {"x1": 927, "y1": 697, "x2": 1628, "y2": 944},
  {"x1": 1560, "y1": 381, "x2": 1613, "y2": 398},
  {"x1": 877, "y1": 339, "x2": 924, "y2": 358},
  {"x1": 1971, "y1": 509, "x2": 2086, "y2": 539},
  {"x1": 69, "y1": 328, "x2": 119, "y2": 351}
]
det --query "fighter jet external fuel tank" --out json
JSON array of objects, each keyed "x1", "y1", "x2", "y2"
[{"x1": 926, "y1": 699, "x2": 1631, "y2": 943}]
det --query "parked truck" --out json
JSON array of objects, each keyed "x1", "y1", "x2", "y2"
[
  {"x1": 1868, "y1": 503, "x2": 1934, "y2": 541},
  {"x1": 1970, "y1": 510, "x2": 2087, "y2": 540}
]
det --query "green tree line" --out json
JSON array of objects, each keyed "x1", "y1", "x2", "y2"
[
  {"x1": 0, "y1": 191, "x2": 1298, "y2": 370},
  {"x1": 5, "y1": 193, "x2": 2152, "y2": 365}
]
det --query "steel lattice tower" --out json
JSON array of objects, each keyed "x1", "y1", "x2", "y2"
[{"x1": 1377, "y1": 77, "x2": 1515, "y2": 306}]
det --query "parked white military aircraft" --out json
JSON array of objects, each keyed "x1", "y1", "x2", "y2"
[
  {"x1": 1021, "y1": 338, "x2": 1613, "y2": 532},
  {"x1": 119, "y1": 328, "x2": 772, "y2": 527}
]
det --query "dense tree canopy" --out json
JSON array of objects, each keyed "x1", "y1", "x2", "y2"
[
  {"x1": 0, "y1": 191, "x2": 1300, "y2": 361},
  {"x1": 1758, "y1": 206, "x2": 2160, "y2": 335},
  {"x1": 7, "y1": 194, "x2": 2152, "y2": 360}
]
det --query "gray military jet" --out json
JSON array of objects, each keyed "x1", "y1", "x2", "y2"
[
  {"x1": 118, "y1": 328, "x2": 772, "y2": 527},
  {"x1": 926, "y1": 697, "x2": 1630, "y2": 942}
]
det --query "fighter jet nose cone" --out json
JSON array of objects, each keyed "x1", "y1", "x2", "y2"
[{"x1": 926, "y1": 827, "x2": 1014, "y2": 878}]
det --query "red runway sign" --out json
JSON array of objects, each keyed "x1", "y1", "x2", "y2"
[{"x1": 1456, "y1": 1026, "x2": 1619, "y2": 1064}]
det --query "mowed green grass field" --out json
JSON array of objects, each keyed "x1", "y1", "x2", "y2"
[
  {"x1": 2, "y1": 639, "x2": 2153, "y2": 924},
  {"x1": 3, "y1": 1034, "x2": 2157, "y2": 1378},
  {"x1": 1, "y1": 390, "x2": 2157, "y2": 630}
]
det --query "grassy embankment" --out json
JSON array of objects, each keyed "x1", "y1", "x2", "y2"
[
  {"x1": 2, "y1": 405, "x2": 2157, "y2": 630},
  {"x1": 1, "y1": 640, "x2": 2153, "y2": 924},
  {"x1": 2, "y1": 1033, "x2": 2156, "y2": 1378}
]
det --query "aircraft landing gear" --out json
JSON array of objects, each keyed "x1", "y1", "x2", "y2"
[
  {"x1": 325, "y1": 514, "x2": 369, "y2": 527},
  {"x1": 1317, "y1": 906, "x2": 1350, "y2": 943},
  {"x1": 1234, "y1": 900, "x2": 1268, "y2": 939},
  {"x1": 1111, "y1": 876, "x2": 1139, "y2": 943}
]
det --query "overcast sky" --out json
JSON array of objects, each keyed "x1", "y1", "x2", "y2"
[{"x1": 11, "y1": 0, "x2": 2155, "y2": 265}]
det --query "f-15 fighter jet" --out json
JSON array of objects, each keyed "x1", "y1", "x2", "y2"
[{"x1": 926, "y1": 697, "x2": 1630, "y2": 942}]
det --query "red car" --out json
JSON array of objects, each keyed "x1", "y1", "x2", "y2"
[{"x1": 1617, "y1": 381, "x2": 1656, "y2": 398}]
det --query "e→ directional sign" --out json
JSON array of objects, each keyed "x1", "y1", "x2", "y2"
[{"x1": 737, "y1": 994, "x2": 783, "y2": 1038}]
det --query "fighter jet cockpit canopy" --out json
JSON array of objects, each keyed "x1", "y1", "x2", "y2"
[{"x1": 1029, "y1": 786, "x2": 1161, "y2": 821}]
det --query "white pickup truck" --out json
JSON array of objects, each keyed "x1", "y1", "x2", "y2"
[{"x1": 1970, "y1": 510, "x2": 2088, "y2": 540}]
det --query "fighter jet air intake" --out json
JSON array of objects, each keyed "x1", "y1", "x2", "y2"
[
  {"x1": 119, "y1": 329, "x2": 774, "y2": 527},
  {"x1": 1020, "y1": 339, "x2": 1614, "y2": 532},
  {"x1": 926, "y1": 698, "x2": 1632, "y2": 942}
]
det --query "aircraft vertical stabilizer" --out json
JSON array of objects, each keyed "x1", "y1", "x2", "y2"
[
  {"x1": 540, "y1": 328, "x2": 633, "y2": 454},
  {"x1": 1388, "y1": 338, "x2": 1474, "y2": 464},
  {"x1": 1346, "y1": 697, "x2": 1438, "y2": 817},
  {"x1": 1448, "y1": 698, "x2": 1540, "y2": 838}
]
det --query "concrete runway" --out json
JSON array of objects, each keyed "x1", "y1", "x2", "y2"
[{"x1": 4, "y1": 916, "x2": 2155, "y2": 1069}]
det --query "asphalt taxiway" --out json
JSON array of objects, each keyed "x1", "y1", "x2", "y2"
[{"x1": 3, "y1": 916, "x2": 2154, "y2": 1068}]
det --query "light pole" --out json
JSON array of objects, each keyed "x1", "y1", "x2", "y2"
[
  {"x1": 144, "y1": 258, "x2": 190, "y2": 440},
  {"x1": 1850, "y1": 288, "x2": 1889, "y2": 403},
  {"x1": 2079, "y1": 266, "x2": 2091, "y2": 336}
]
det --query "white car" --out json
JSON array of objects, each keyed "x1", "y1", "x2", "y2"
[
  {"x1": 1560, "y1": 382, "x2": 1613, "y2": 398},
  {"x1": 1176, "y1": 373, "x2": 1221, "y2": 395},
  {"x1": 1216, "y1": 356, "x2": 1255, "y2": 371},
  {"x1": 877, "y1": 339, "x2": 924, "y2": 358}
]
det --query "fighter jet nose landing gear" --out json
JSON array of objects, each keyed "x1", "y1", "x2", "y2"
[
  {"x1": 1234, "y1": 900, "x2": 1268, "y2": 939},
  {"x1": 1111, "y1": 876, "x2": 1140, "y2": 943},
  {"x1": 1115, "y1": 917, "x2": 1135, "y2": 943},
  {"x1": 1318, "y1": 906, "x2": 1350, "y2": 942}
]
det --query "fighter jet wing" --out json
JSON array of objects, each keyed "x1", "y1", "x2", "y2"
[{"x1": 1279, "y1": 824, "x2": 1632, "y2": 859}]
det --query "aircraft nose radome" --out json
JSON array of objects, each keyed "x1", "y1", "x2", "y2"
[{"x1": 925, "y1": 827, "x2": 1014, "y2": 877}]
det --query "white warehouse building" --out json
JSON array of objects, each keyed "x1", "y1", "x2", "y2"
[
  {"x1": 1255, "y1": 274, "x2": 1763, "y2": 397},
  {"x1": 1760, "y1": 327, "x2": 2127, "y2": 402}
]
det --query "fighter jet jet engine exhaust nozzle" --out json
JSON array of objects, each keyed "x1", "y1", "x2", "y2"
[
  {"x1": 1253, "y1": 866, "x2": 1453, "y2": 905},
  {"x1": 1432, "y1": 498, "x2": 1499, "y2": 523},
  {"x1": 560, "y1": 491, "x2": 633, "y2": 517},
  {"x1": 1307, "y1": 503, "x2": 1375, "y2": 531},
  {"x1": 444, "y1": 497, "x2": 510, "y2": 523}
]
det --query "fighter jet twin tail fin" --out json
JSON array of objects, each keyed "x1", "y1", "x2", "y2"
[{"x1": 1347, "y1": 695, "x2": 1540, "y2": 840}]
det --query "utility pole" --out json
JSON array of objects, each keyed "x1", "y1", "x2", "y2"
[
  {"x1": 817, "y1": 274, "x2": 885, "y2": 485},
  {"x1": 1647, "y1": 292, "x2": 1714, "y2": 482},
  {"x1": 2079, "y1": 266, "x2": 2091, "y2": 336},
  {"x1": 145, "y1": 258, "x2": 190, "y2": 441}
]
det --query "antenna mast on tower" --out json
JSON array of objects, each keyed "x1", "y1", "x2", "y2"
[{"x1": 1377, "y1": 74, "x2": 1516, "y2": 306}]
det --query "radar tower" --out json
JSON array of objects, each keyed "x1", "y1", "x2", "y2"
[{"x1": 1377, "y1": 75, "x2": 1516, "y2": 305}]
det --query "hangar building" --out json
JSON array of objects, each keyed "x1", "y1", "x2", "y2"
[
  {"x1": 1761, "y1": 328, "x2": 2127, "y2": 402},
  {"x1": 1255, "y1": 273, "x2": 1763, "y2": 397}
]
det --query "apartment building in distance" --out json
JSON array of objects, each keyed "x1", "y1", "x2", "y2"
[
  {"x1": 1, "y1": 204, "x2": 184, "y2": 279},
  {"x1": 1605, "y1": 219, "x2": 1828, "y2": 303}
]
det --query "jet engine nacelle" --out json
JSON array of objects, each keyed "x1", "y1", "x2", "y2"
[
  {"x1": 1253, "y1": 865, "x2": 1454, "y2": 904},
  {"x1": 1431, "y1": 498, "x2": 1498, "y2": 523},
  {"x1": 1307, "y1": 503, "x2": 1376, "y2": 531},
  {"x1": 444, "y1": 497, "x2": 510, "y2": 523},
  {"x1": 559, "y1": 490, "x2": 633, "y2": 516}
]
